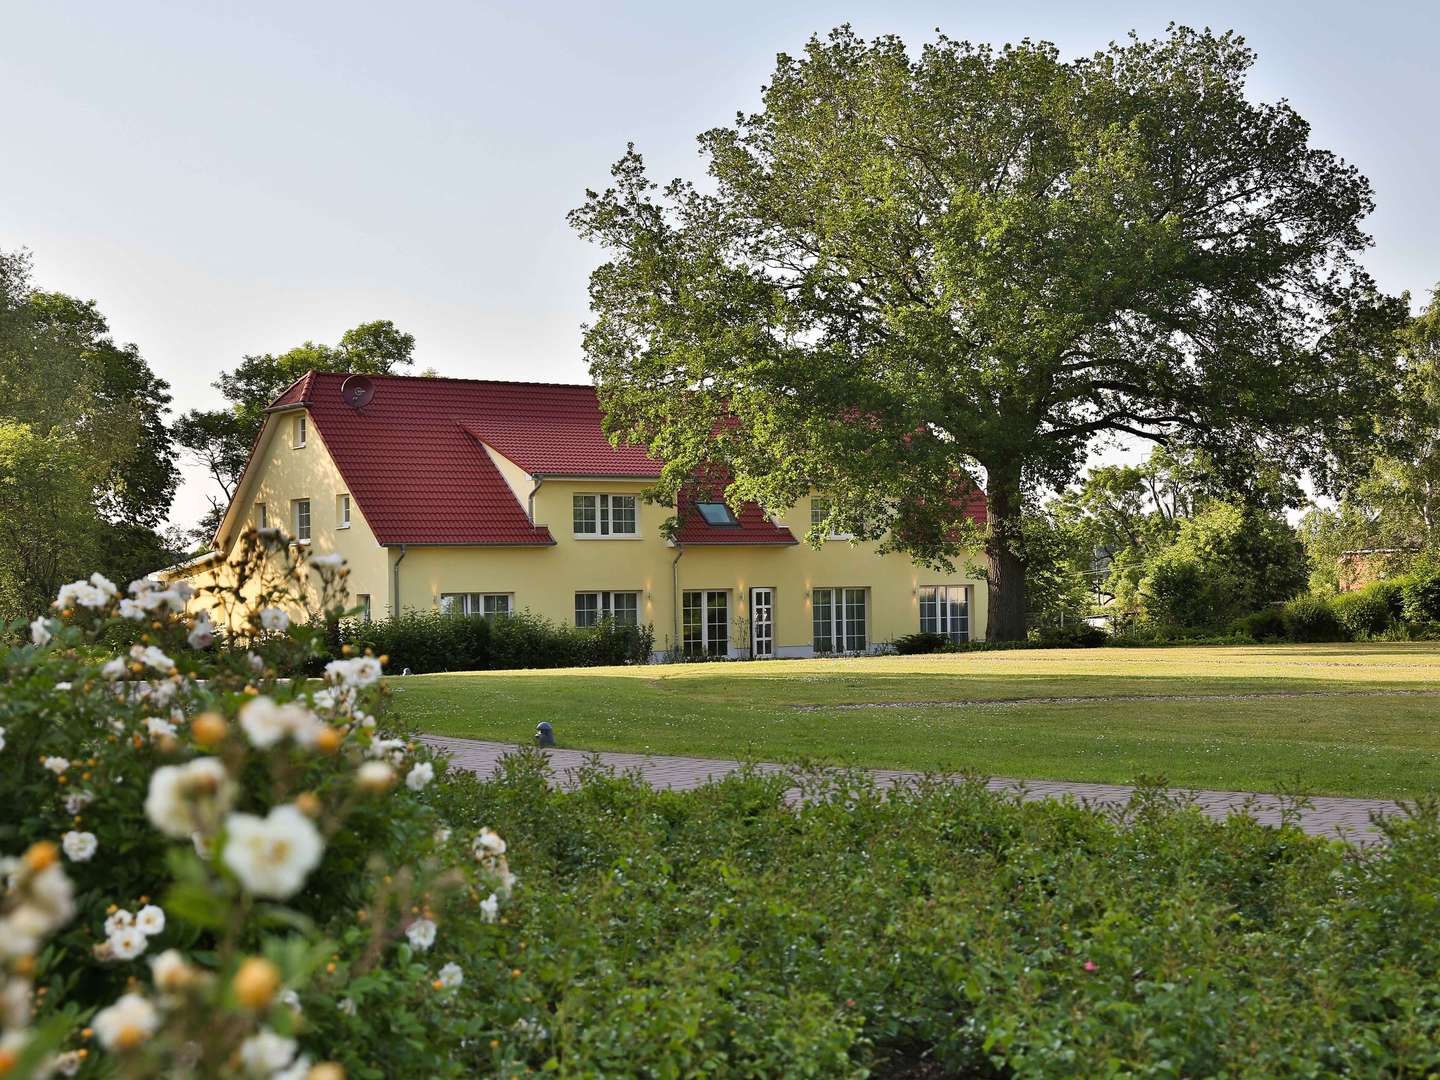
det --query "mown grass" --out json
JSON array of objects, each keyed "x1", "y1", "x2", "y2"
[{"x1": 388, "y1": 642, "x2": 1440, "y2": 798}]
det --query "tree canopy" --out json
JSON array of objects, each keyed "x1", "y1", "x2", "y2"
[
  {"x1": 0, "y1": 249, "x2": 182, "y2": 619},
  {"x1": 571, "y1": 24, "x2": 1405, "y2": 638}
]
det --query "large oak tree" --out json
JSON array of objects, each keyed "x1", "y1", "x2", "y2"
[{"x1": 570, "y1": 26, "x2": 1404, "y2": 639}]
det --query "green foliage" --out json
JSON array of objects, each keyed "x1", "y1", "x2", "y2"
[
  {"x1": 1032, "y1": 622, "x2": 1108, "y2": 647},
  {"x1": 0, "y1": 249, "x2": 180, "y2": 618},
  {"x1": 337, "y1": 611, "x2": 655, "y2": 674},
  {"x1": 1232, "y1": 606, "x2": 1287, "y2": 641},
  {"x1": 889, "y1": 631, "x2": 953, "y2": 654},
  {"x1": 1400, "y1": 569, "x2": 1440, "y2": 625},
  {"x1": 430, "y1": 752, "x2": 1440, "y2": 1077},
  {"x1": 571, "y1": 26, "x2": 1403, "y2": 639},
  {"x1": 1281, "y1": 595, "x2": 1345, "y2": 642},
  {"x1": 1332, "y1": 586, "x2": 1394, "y2": 638}
]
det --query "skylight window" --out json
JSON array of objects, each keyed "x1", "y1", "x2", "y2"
[{"x1": 695, "y1": 502, "x2": 738, "y2": 527}]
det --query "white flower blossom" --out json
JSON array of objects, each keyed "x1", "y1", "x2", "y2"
[
  {"x1": 145, "y1": 716, "x2": 177, "y2": 738},
  {"x1": 278, "y1": 987, "x2": 301, "y2": 1013},
  {"x1": 90, "y1": 572, "x2": 118, "y2": 597},
  {"x1": 149, "y1": 948, "x2": 192, "y2": 991},
  {"x1": 104, "y1": 909, "x2": 134, "y2": 937},
  {"x1": 474, "y1": 828, "x2": 507, "y2": 859},
  {"x1": 61, "y1": 831, "x2": 97, "y2": 862},
  {"x1": 0, "y1": 726, "x2": 5, "y2": 753},
  {"x1": 42, "y1": 757, "x2": 70, "y2": 775},
  {"x1": 308, "y1": 552, "x2": 345, "y2": 570},
  {"x1": 258, "y1": 607, "x2": 290, "y2": 632},
  {"x1": 436, "y1": 962, "x2": 463, "y2": 989},
  {"x1": 406, "y1": 762, "x2": 435, "y2": 791},
  {"x1": 64, "y1": 791, "x2": 94, "y2": 815},
  {"x1": 29, "y1": 617, "x2": 53, "y2": 646},
  {"x1": 238, "y1": 696, "x2": 324, "y2": 749},
  {"x1": 130, "y1": 645, "x2": 175, "y2": 674},
  {"x1": 356, "y1": 760, "x2": 395, "y2": 792},
  {"x1": 52, "y1": 1050, "x2": 83, "y2": 1076},
  {"x1": 93, "y1": 992, "x2": 159, "y2": 1050},
  {"x1": 108, "y1": 925, "x2": 147, "y2": 961},
  {"x1": 145, "y1": 758, "x2": 236, "y2": 838},
  {"x1": 187, "y1": 611, "x2": 215, "y2": 650},
  {"x1": 405, "y1": 917, "x2": 436, "y2": 951},
  {"x1": 512, "y1": 1017, "x2": 548, "y2": 1041},
  {"x1": 135, "y1": 904, "x2": 165, "y2": 936},
  {"x1": 118, "y1": 598, "x2": 147, "y2": 621},
  {"x1": 55, "y1": 578, "x2": 112, "y2": 610},
  {"x1": 239, "y1": 1028, "x2": 297, "y2": 1076},
  {"x1": 338, "y1": 996, "x2": 357, "y2": 1016},
  {"x1": 273, "y1": 1055, "x2": 313, "y2": 1080},
  {"x1": 247, "y1": 651, "x2": 265, "y2": 672},
  {"x1": 366, "y1": 737, "x2": 406, "y2": 765},
  {"x1": 222, "y1": 804, "x2": 324, "y2": 899},
  {"x1": 480, "y1": 893, "x2": 499, "y2": 923},
  {"x1": 433, "y1": 826, "x2": 452, "y2": 845},
  {"x1": 101, "y1": 657, "x2": 126, "y2": 680},
  {"x1": 324, "y1": 656, "x2": 382, "y2": 688}
]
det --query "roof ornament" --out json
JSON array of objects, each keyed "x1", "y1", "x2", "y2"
[{"x1": 340, "y1": 374, "x2": 376, "y2": 411}]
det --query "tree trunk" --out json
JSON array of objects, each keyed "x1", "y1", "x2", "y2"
[{"x1": 983, "y1": 464, "x2": 1028, "y2": 641}]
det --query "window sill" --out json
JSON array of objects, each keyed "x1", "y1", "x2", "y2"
[
  {"x1": 290, "y1": 538, "x2": 312, "y2": 546},
  {"x1": 337, "y1": 524, "x2": 350, "y2": 530},
  {"x1": 572, "y1": 534, "x2": 642, "y2": 541}
]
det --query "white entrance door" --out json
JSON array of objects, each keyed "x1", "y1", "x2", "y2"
[{"x1": 750, "y1": 587, "x2": 774, "y2": 658}]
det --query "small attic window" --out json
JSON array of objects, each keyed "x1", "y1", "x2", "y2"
[
  {"x1": 695, "y1": 502, "x2": 738, "y2": 527},
  {"x1": 292, "y1": 414, "x2": 307, "y2": 448}
]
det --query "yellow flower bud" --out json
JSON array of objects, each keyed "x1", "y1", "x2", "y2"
[{"x1": 232, "y1": 957, "x2": 281, "y2": 1010}]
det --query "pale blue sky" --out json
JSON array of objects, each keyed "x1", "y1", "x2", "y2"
[{"x1": 3, "y1": 1, "x2": 1436, "y2": 524}]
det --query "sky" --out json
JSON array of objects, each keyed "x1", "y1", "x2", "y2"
[{"x1": 3, "y1": 0, "x2": 1438, "y2": 527}]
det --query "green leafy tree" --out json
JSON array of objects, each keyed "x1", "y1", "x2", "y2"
[
  {"x1": 0, "y1": 249, "x2": 180, "y2": 618},
  {"x1": 174, "y1": 320, "x2": 416, "y2": 535},
  {"x1": 570, "y1": 25, "x2": 1403, "y2": 638}
]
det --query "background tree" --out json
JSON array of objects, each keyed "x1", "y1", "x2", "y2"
[
  {"x1": 0, "y1": 249, "x2": 181, "y2": 618},
  {"x1": 174, "y1": 320, "x2": 415, "y2": 540},
  {"x1": 571, "y1": 25, "x2": 1404, "y2": 639}
]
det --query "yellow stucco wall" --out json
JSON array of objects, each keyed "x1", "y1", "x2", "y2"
[
  {"x1": 171, "y1": 412, "x2": 988, "y2": 652},
  {"x1": 396, "y1": 477, "x2": 988, "y2": 655},
  {"x1": 164, "y1": 407, "x2": 390, "y2": 628}
]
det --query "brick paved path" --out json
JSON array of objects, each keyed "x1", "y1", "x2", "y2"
[{"x1": 423, "y1": 735, "x2": 1405, "y2": 845}]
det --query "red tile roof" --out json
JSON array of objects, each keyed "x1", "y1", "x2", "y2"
[{"x1": 256, "y1": 371, "x2": 985, "y2": 546}]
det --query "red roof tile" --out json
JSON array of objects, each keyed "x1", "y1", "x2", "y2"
[{"x1": 253, "y1": 371, "x2": 986, "y2": 547}]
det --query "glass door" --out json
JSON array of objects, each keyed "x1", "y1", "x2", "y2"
[{"x1": 750, "y1": 587, "x2": 774, "y2": 658}]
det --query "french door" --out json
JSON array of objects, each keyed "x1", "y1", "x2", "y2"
[{"x1": 750, "y1": 587, "x2": 774, "y2": 658}]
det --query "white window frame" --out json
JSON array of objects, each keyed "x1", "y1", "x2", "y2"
[
  {"x1": 292, "y1": 498, "x2": 311, "y2": 542},
  {"x1": 919, "y1": 585, "x2": 970, "y2": 643},
  {"x1": 255, "y1": 502, "x2": 267, "y2": 529},
  {"x1": 292, "y1": 414, "x2": 307, "y2": 448},
  {"x1": 572, "y1": 493, "x2": 639, "y2": 538},
  {"x1": 809, "y1": 497, "x2": 855, "y2": 540},
  {"x1": 574, "y1": 590, "x2": 640, "y2": 627},
  {"x1": 439, "y1": 592, "x2": 514, "y2": 617},
  {"x1": 356, "y1": 593, "x2": 372, "y2": 623},
  {"x1": 812, "y1": 587, "x2": 868, "y2": 653},
  {"x1": 337, "y1": 493, "x2": 351, "y2": 529},
  {"x1": 682, "y1": 590, "x2": 729, "y2": 657}
]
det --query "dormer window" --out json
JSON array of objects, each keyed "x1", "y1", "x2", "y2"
[
  {"x1": 573, "y1": 494, "x2": 638, "y2": 537},
  {"x1": 695, "y1": 502, "x2": 738, "y2": 527},
  {"x1": 292, "y1": 414, "x2": 307, "y2": 448}
]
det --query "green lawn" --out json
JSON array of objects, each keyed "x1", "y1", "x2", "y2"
[{"x1": 388, "y1": 642, "x2": 1440, "y2": 799}]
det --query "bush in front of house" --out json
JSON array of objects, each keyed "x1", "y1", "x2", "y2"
[
  {"x1": 1279, "y1": 594, "x2": 1346, "y2": 642},
  {"x1": 339, "y1": 610, "x2": 654, "y2": 674},
  {"x1": 1332, "y1": 585, "x2": 1395, "y2": 639},
  {"x1": 889, "y1": 631, "x2": 954, "y2": 654},
  {"x1": 1400, "y1": 569, "x2": 1440, "y2": 627}
]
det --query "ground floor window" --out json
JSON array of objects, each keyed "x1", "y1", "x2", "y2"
[
  {"x1": 682, "y1": 590, "x2": 729, "y2": 657},
  {"x1": 919, "y1": 585, "x2": 969, "y2": 643},
  {"x1": 575, "y1": 590, "x2": 640, "y2": 627},
  {"x1": 356, "y1": 593, "x2": 371, "y2": 623},
  {"x1": 439, "y1": 592, "x2": 512, "y2": 617},
  {"x1": 813, "y1": 587, "x2": 867, "y2": 653}
]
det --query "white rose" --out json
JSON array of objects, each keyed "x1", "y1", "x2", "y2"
[
  {"x1": 135, "y1": 904, "x2": 165, "y2": 937},
  {"x1": 187, "y1": 611, "x2": 215, "y2": 650},
  {"x1": 108, "y1": 926, "x2": 147, "y2": 961},
  {"x1": 480, "y1": 893, "x2": 499, "y2": 923},
  {"x1": 92, "y1": 993, "x2": 158, "y2": 1050},
  {"x1": 405, "y1": 917, "x2": 436, "y2": 950},
  {"x1": 42, "y1": 757, "x2": 69, "y2": 775},
  {"x1": 144, "y1": 758, "x2": 236, "y2": 838},
  {"x1": 436, "y1": 962, "x2": 463, "y2": 989},
  {"x1": 29, "y1": 617, "x2": 52, "y2": 646},
  {"x1": 258, "y1": 607, "x2": 290, "y2": 632},
  {"x1": 222, "y1": 805, "x2": 324, "y2": 899},
  {"x1": 406, "y1": 762, "x2": 435, "y2": 791},
  {"x1": 61, "y1": 831, "x2": 97, "y2": 862},
  {"x1": 239, "y1": 1028, "x2": 297, "y2": 1077}
]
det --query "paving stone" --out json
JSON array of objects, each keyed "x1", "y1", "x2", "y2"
[{"x1": 422, "y1": 735, "x2": 1403, "y2": 845}]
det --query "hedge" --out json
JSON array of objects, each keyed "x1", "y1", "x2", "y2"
[{"x1": 335, "y1": 610, "x2": 655, "y2": 674}]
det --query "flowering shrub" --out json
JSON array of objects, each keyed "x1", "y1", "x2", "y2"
[{"x1": 0, "y1": 536, "x2": 514, "y2": 1078}]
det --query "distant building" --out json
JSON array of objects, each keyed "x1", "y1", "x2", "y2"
[{"x1": 1337, "y1": 548, "x2": 1418, "y2": 592}]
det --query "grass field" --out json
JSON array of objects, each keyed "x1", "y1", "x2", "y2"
[{"x1": 388, "y1": 642, "x2": 1440, "y2": 799}]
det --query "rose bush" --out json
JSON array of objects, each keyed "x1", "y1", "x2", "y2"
[{"x1": 0, "y1": 534, "x2": 514, "y2": 1078}]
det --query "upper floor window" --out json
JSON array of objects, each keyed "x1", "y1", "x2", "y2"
[
  {"x1": 695, "y1": 502, "x2": 738, "y2": 527},
  {"x1": 810, "y1": 498, "x2": 856, "y2": 540},
  {"x1": 919, "y1": 585, "x2": 970, "y2": 643},
  {"x1": 255, "y1": 502, "x2": 267, "y2": 529},
  {"x1": 292, "y1": 414, "x2": 307, "y2": 448},
  {"x1": 292, "y1": 498, "x2": 311, "y2": 542},
  {"x1": 575, "y1": 591, "x2": 640, "y2": 628},
  {"x1": 337, "y1": 493, "x2": 351, "y2": 529},
  {"x1": 439, "y1": 593, "x2": 513, "y2": 617},
  {"x1": 573, "y1": 493, "x2": 638, "y2": 537}
]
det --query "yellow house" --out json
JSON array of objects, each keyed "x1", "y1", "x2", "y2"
[{"x1": 169, "y1": 371, "x2": 988, "y2": 657}]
